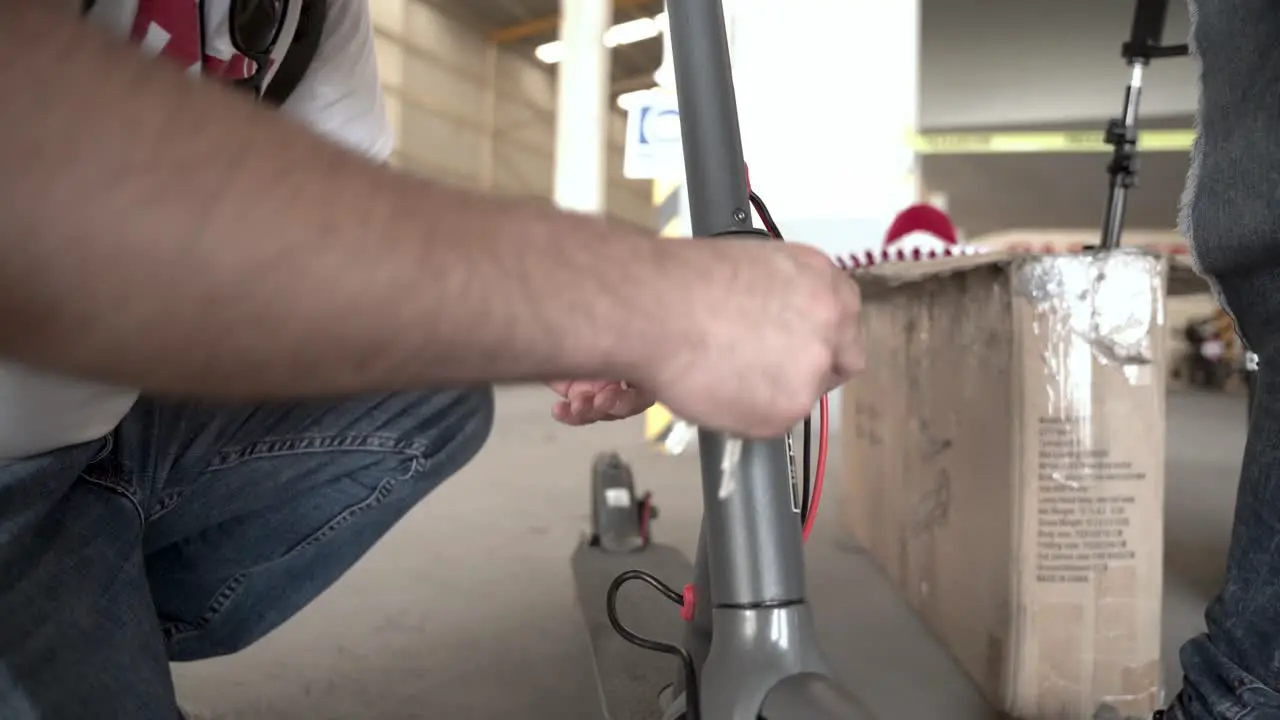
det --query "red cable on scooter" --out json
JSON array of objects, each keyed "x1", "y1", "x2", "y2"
[
  {"x1": 745, "y1": 179, "x2": 829, "y2": 543},
  {"x1": 803, "y1": 396, "x2": 829, "y2": 542}
]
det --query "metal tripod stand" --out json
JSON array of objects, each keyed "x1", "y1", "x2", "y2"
[{"x1": 1100, "y1": 0, "x2": 1188, "y2": 249}]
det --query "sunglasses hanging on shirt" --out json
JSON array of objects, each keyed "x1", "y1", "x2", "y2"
[
  {"x1": 227, "y1": 0, "x2": 289, "y2": 97},
  {"x1": 202, "y1": 0, "x2": 326, "y2": 106}
]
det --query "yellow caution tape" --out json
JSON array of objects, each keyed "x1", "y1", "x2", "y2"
[
  {"x1": 912, "y1": 129, "x2": 1194, "y2": 155},
  {"x1": 644, "y1": 403, "x2": 677, "y2": 444}
]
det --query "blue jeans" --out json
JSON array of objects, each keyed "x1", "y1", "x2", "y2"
[
  {"x1": 1166, "y1": 266, "x2": 1280, "y2": 719},
  {"x1": 0, "y1": 388, "x2": 493, "y2": 719},
  {"x1": 1167, "y1": 0, "x2": 1280, "y2": 715}
]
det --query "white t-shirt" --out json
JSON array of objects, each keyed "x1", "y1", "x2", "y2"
[{"x1": 0, "y1": 0, "x2": 393, "y2": 460}]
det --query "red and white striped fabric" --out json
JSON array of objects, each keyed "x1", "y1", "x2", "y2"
[
  {"x1": 836, "y1": 203, "x2": 987, "y2": 271},
  {"x1": 836, "y1": 243, "x2": 985, "y2": 270}
]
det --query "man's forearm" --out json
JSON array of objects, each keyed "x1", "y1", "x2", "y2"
[{"x1": 0, "y1": 2, "x2": 670, "y2": 398}]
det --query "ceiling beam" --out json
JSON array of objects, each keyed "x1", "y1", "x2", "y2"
[
  {"x1": 612, "y1": 71, "x2": 657, "y2": 94},
  {"x1": 488, "y1": 0, "x2": 657, "y2": 45}
]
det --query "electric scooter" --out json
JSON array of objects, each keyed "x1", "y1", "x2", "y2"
[{"x1": 571, "y1": 0, "x2": 1186, "y2": 718}]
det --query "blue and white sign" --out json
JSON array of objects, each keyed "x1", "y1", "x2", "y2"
[{"x1": 623, "y1": 92, "x2": 684, "y2": 180}]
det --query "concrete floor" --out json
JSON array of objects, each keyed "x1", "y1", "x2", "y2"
[{"x1": 171, "y1": 387, "x2": 1245, "y2": 719}]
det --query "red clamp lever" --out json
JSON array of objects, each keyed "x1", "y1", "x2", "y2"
[{"x1": 681, "y1": 583, "x2": 696, "y2": 622}]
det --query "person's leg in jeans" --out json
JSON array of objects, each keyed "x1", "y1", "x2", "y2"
[
  {"x1": 1165, "y1": 1, "x2": 1280, "y2": 717},
  {"x1": 1165, "y1": 271, "x2": 1280, "y2": 718},
  {"x1": 0, "y1": 388, "x2": 493, "y2": 719}
]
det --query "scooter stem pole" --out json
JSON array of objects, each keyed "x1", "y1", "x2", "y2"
[{"x1": 666, "y1": 0, "x2": 809, "y2": 611}]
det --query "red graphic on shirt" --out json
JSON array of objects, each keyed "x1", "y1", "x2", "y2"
[{"x1": 128, "y1": 0, "x2": 259, "y2": 81}]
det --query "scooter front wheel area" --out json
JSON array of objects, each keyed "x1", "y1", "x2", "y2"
[{"x1": 589, "y1": 452, "x2": 650, "y2": 553}]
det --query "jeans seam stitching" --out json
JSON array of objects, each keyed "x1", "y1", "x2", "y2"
[
  {"x1": 1227, "y1": 686, "x2": 1269, "y2": 720},
  {"x1": 206, "y1": 434, "x2": 431, "y2": 472},
  {"x1": 146, "y1": 436, "x2": 430, "y2": 523},
  {"x1": 80, "y1": 475, "x2": 144, "y2": 525}
]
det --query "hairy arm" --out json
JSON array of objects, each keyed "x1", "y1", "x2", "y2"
[{"x1": 0, "y1": 2, "x2": 675, "y2": 398}]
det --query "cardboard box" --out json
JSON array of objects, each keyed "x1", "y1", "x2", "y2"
[{"x1": 841, "y1": 250, "x2": 1167, "y2": 719}]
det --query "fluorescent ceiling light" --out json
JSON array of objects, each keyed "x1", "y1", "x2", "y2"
[
  {"x1": 534, "y1": 42, "x2": 565, "y2": 63},
  {"x1": 535, "y1": 12, "x2": 666, "y2": 64},
  {"x1": 605, "y1": 16, "x2": 662, "y2": 45}
]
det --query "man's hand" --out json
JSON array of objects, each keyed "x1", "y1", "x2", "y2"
[
  {"x1": 549, "y1": 380, "x2": 655, "y2": 425},
  {"x1": 634, "y1": 240, "x2": 864, "y2": 439}
]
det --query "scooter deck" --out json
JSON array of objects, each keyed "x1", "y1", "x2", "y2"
[{"x1": 572, "y1": 539, "x2": 695, "y2": 720}]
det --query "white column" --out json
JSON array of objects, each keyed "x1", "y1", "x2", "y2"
[
  {"x1": 552, "y1": 0, "x2": 613, "y2": 214},
  {"x1": 724, "y1": 0, "x2": 920, "y2": 259}
]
